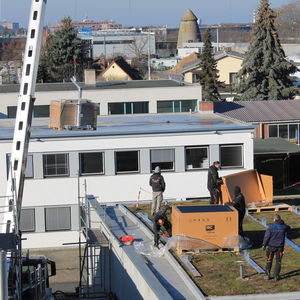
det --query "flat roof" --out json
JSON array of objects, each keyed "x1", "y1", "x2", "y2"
[
  {"x1": 254, "y1": 138, "x2": 300, "y2": 155},
  {"x1": 0, "y1": 113, "x2": 254, "y2": 141},
  {"x1": 0, "y1": 80, "x2": 194, "y2": 94}
]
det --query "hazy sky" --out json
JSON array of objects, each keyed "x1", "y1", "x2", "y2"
[{"x1": 0, "y1": 0, "x2": 291, "y2": 27}]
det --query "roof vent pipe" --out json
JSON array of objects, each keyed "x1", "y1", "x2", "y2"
[{"x1": 71, "y1": 76, "x2": 82, "y2": 127}]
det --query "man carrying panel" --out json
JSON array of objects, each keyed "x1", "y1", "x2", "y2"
[{"x1": 262, "y1": 214, "x2": 290, "y2": 281}]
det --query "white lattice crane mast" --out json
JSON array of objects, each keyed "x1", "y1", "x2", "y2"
[{"x1": 2, "y1": 0, "x2": 47, "y2": 234}]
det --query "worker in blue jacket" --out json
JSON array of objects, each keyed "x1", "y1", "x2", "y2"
[{"x1": 262, "y1": 214, "x2": 290, "y2": 281}]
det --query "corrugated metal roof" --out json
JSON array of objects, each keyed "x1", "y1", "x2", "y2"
[
  {"x1": 0, "y1": 113, "x2": 254, "y2": 141},
  {"x1": 215, "y1": 100, "x2": 300, "y2": 122}
]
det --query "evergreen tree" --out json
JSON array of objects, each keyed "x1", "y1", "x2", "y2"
[
  {"x1": 199, "y1": 29, "x2": 221, "y2": 102},
  {"x1": 38, "y1": 17, "x2": 87, "y2": 82},
  {"x1": 236, "y1": 0, "x2": 297, "y2": 100}
]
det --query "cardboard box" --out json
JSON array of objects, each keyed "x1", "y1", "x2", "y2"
[
  {"x1": 172, "y1": 205, "x2": 239, "y2": 249},
  {"x1": 220, "y1": 169, "x2": 273, "y2": 207},
  {"x1": 49, "y1": 100, "x2": 98, "y2": 130}
]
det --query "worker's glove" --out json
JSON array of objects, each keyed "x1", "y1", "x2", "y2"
[{"x1": 262, "y1": 245, "x2": 266, "y2": 251}]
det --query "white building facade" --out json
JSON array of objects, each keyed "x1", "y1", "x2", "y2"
[
  {"x1": 0, "y1": 80, "x2": 201, "y2": 118},
  {"x1": 0, "y1": 114, "x2": 254, "y2": 248}
]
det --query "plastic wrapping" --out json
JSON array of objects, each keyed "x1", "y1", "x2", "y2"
[
  {"x1": 223, "y1": 235, "x2": 252, "y2": 250},
  {"x1": 134, "y1": 241, "x2": 166, "y2": 257}
]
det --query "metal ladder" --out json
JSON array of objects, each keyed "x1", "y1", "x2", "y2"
[{"x1": 2, "y1": 0, "x2": 47, "y2": 234}]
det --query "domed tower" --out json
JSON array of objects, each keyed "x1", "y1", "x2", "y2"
[{"x1": 177, "y1": 9, "x2": 201, "y2": 48}]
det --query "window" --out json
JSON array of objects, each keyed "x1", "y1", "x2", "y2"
[
  {"x1": 289, "y1": 124, "x2": 299, "y2": 144},
  {"x1": 45, "y1": 207, "x2": 71, "y2": 231},
  {"x1": 108, "y1": 102, "x2": 149, "y2": 114},
  {"x1": 7, "y1": 154, "x2": 34, "y2": 178},
  {"x1": 157, "y1": 100, "x2": 198, "y2": 113},
  {"x1": 268, "y1": 125, "x2": 278, "y2": 137},
  {"x1": 80, "y1": 152, "x2": 104, "y2": 175},
  {"x1": 20, "y1": 209, "x2": 35, "y2": 232},
  {"x1": 7, "y1": 105, "x2": 50, "y2": 118},
  {"x1": 220, "y1": 145, "x2": 243, "y2": 168},
  {"x1": 268, "y1": 123, "x2": 300, "y2": 144},
  {"x1": 229, "y1": 72, "x2": 238, "y2": 84},
  {"x1": 150, "y1": 149, "x2": 175, "y2": 171},
  {"x1": 115, "y1": 151, "x2": 139, "y2": 173},
  {"x1": 279, "y1": 124, "x2": 288, "y2": 139},
  {"x1": 43, "y1": 153, "x2": 69, "y2": 177},
  {"x1": 185, "y1": 146, "x2": 209, "y2": 170},
  {"x1": 33, "y1": 105, "x2": 50, "y2": 117},
  {"x1": 7, "y1": 106, "x2": 17, "y2": 118}
]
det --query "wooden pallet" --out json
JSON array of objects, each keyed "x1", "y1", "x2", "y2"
[
  {"x1": 247, "y1": 203, "x2": 292, "y2": 213},
  {"x1": 176, "y1": 246, "x2": 240, "y2": 255}
]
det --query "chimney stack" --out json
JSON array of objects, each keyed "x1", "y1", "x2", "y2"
[{"x1": 199, "y1": 101, "x2": 214, "y2": 113}]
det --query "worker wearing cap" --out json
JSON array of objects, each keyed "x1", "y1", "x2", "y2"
[
  {"x1": 153, "y1": 205, "x2": 172, "y2": 248},
  {"x1": 149, "y1": 166, "x2": 166, "y2": 215},
  {"x1": 262, "y1": 214, "x2": 290, "y2": 281},
  {"x1": 207, "y1": 161, "x2": 223, "y2": 204}
]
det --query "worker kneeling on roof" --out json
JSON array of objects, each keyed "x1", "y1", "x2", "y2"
[{"x1": 153, "y1": 205, "x2": 172, "y2": 248}]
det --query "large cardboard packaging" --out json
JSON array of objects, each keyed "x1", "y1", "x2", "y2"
[
  {"x1": 172, "y1": 205, "x2": 239, "y2": 249},
  {"x1": 221, "y1": 169, "x2": 273, "y2": 207}
]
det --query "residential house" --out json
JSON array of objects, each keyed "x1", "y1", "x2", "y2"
[{"x1": 99, "y1": 57, "x2": 142, "y2": 81}]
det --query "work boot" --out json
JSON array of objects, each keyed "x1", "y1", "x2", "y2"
[
  {"x1": 274, "y1": 275, "x2": 281, "y2": 281},
  {"x1": 264, "y1": 271, "x2": 271, "y2": 280}
]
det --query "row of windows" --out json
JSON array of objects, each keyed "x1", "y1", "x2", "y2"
[
  {"x1": 20, "y1": 207, "x2": 71, "y2": 233},
  {"x1": 269, "y1": 123, "x2": 300, "y2": 144},
  {"x1": 11, "y1": 144, "x2": 243, "y2": 179},
  {"x1": 7, "y1": 99, "x2": 198, "y2": 118}
]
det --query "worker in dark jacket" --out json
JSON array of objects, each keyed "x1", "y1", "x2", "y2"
[
  {"x1": 153, "y1": 205, "x2": 172, "y2": 248},
  {"x1": 262, "y1": 214, "x2": 290, "y2": 281},
  {"x1": 207, "y1": 161, "x2": 223, "y2": 204},
  {"x1": 150, "y1": 166, "x2": 166, "y2": 215},
  {"x1": 226, "y1": 186, "x2": 246, "y2": 236}
]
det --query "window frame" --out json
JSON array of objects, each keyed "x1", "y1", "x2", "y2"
[
  {"x1": 150, "y1": 148, "x2": 175, "y2": 172},
  {"x1": 115, "y1": 150, "x2": 140, "y2": 174},
  {"x1": 157, "y1": 99, "x2": 198, "y2": 113},
  {"x1": 43, "y1": 153, "x2": 70, "y2": 178},
  {"x1": 7, "y1": 153, "x2": 34, "y2": 179},
  {"x1": 185, "y1": 146, "x2": 209, "y2": 171},
  {"x1": 79, "y1": 152, "x2": 105, "y2": 176},
  {"x1": 220, "y1": 144, "x2": 244, "y2": 169},
  {"x1": 44, "y1": 206, "x2": 71, "y2": 232}
]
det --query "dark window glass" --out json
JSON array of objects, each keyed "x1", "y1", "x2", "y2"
[
  {"x1": 220, "y1": 145, "x2": 243, "y2": 168},
  {"x1": 289, "y1": 124, "x2": 299, "y2": 144},
  {"x1": 150, "y1": 149, "x2": 175, "y2": 171},
  {"x1": 33, "y1": 105, "x2": 50, "y2": 117},
  {"x1": 279, "y1": 124, "x2": 288, "y2": 139},
  {"x1": 157, "y1": 101, "x2": 173, "y2": 113},
  {"x1": 181, "y1": 100, "x2": 198, "y2": 112},
  {"x1": 186, "y1": 147, "x2": 209, "y2": 170},
  {"x1": 268, "y1": 125, "x2": 278, "y2": 137},
  {"x1": 108, "y1": 103, "x2": 124, "y2": 114},
  {"x1": 43, "y1": 154, "x2": 69, "y2": 177},
  {"x1": 133, "y1": 102, "x2": 149, "y2": 114},
  {"x1": 80, "y1": 152, "x2": 104, "y2": 175},
  {"x1": 115, "y1": 151, "x2": 139, "y2": 173},
  {"x1": 7, "y1": 106, "x2": 17, "y2": 118}
]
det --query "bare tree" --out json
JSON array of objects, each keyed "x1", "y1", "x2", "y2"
[{"x1": 276, "y1": 0, "x2": 300, "y2": 43}]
